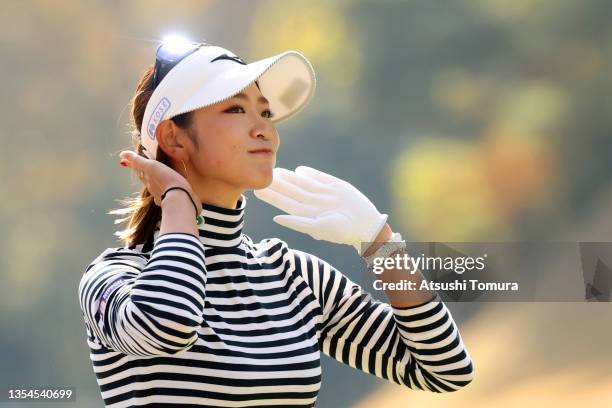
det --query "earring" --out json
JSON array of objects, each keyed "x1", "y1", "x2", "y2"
[
  {"x1": 180, "y1": 159, "x2": 203, "y2": 225},
  {"x1": 181, "y1": 160, "x2": 188, "y2": 180}
]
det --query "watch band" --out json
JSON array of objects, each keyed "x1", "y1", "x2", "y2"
[{"x1": 363, "y1": 231, "x2": 406, "y2": 269}]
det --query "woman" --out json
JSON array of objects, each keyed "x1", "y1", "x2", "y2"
[{"x1": 78, "y1": 38, "x2": 474, "y2": 407}]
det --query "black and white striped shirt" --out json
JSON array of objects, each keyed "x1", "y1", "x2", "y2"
[{"x1": 78, "y1": 194, "x2": 474, "y2": 407}]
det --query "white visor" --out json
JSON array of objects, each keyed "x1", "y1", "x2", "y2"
[{"x1": 140, "y1": 45, "x2": 316, "y2": 159}]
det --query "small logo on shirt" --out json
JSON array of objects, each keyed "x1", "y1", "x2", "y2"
[
  {"x1": 98, "y1": 277, "x2": 126, "y2": 321},
  {"x1": 147, "y1": 97, "x2": 171, "y2": 140}
]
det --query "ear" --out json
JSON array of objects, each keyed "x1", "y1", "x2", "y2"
[{"x1": 156, "y1": 119, "x2": 183, "y2": 158}]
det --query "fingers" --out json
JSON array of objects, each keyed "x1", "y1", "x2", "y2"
[
  {"x1": 253, "y1": 187, "x2": 316, "y2": 216},
  {"x1": 119, "y1": 150, "x2": 164, "y2": 206},
  {"x1": 273, "y1": 212, "x2": 341, "y2": 242},
  {"x1": 119, "y1": 150, "x2": 136, "y2": 170},
  {"x1": 273, "y1": 167, "x2": 328, "y2": 194},
  {"x1": 269, "y1": 171, "x2": 323, "y2": 205},
  {"x1": 119, "y1": 150, "x2": 150, "y2": 185},
  {"x1": 119, "y1": 150, "x2": 149, "y2": 170},
  {"x1": 295, "y1": 165, "x2": 342, "y2": 184},
  {"x1": 273, "y1": 214, "x2": 315, "y2": 236}
]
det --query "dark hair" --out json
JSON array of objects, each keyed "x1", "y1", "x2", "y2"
[{"x1": 108, "y1": 64, "x2": 197, "y2": 248}]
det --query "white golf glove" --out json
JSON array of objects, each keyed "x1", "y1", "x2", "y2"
[{"x1": 253, "y1": 165, "x2": 388, "y2": 256}]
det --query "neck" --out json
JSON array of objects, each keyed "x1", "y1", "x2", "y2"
[
  {"x1": 153, "y1": 192, "x2": 248, "y2": 248},
  {"x1": 190, "y1": 178, "x2": 244, "y2": 209}
]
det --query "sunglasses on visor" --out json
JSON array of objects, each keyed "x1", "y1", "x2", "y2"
[{"x1": 152, "y1": 41, "x2": 207, "y2": 90}]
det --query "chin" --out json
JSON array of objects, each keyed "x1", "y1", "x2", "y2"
[{"x1": 248, "y1": 171, "x2": 274, "y2": 190}]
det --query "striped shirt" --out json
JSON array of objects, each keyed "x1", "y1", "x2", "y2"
[{"x1": 78, "y1": 194, "x2": 474, "y2": 407}]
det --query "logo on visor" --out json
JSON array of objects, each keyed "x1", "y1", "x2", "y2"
[
  {"x1": 211, "y1": 53, "x2": 246, "y2": 65},
  {"x1": 147, "y1": 97, "x2": 172, "y2": 140}
]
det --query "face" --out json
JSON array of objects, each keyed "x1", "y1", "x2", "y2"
[{"x1": 184, "y1": 82, "x2": 280, "y2": 192}]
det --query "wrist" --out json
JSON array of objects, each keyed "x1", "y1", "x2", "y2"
[
  {"x1": 362, "y1": 223, "x2": 393, "y2": 257},
  {"x1": 161, "y1": 188, "x2": 194, "y2": 208},
  {"x1": 161, "y1": 187, "x2": 202, "y2": 215},
  {"x1": 363, "y1": 231, "x2": 406, "y2": 269},
  {"x1": 158, "y1": 190, "x2": 200, "y2": 236}
]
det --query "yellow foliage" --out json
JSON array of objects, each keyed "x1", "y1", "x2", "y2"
[{"x1": 390, "y1": 134, "x2": 558, "y2": 241}]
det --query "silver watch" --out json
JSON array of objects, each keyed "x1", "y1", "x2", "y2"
[{"x1": 363, "y1": 231, "x2": 406, "y2": 269}]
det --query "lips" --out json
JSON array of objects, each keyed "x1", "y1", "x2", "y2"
[{"x1": 248, "y1": 149, "x2": 273, "y2": 154}]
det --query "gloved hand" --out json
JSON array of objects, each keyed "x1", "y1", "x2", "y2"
[{"x1": 253, "y1": 165, "x2": 388, "y2": 256}]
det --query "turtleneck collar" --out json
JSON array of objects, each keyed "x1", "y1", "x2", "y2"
[{"x1": 153, "y1": 193, "x2": 247, "y2": 248}]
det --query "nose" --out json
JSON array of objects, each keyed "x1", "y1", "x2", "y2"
[{"x1": 249, "y1": 115, "x2": 276, "y2": 142}]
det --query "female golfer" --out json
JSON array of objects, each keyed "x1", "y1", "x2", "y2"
[{"x1": 78, "y1": 38, "x2": 474, "y2": 407}]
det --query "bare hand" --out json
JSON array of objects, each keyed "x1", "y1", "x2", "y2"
[{"x1": 118, "y1": 150, "x2": 201, "y2": 213}]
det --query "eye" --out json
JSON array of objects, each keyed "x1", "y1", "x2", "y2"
[
  {"x1": 225, "y1": 105, "x2": 245, "y2": 113},
  {"x1": 225, "y1": 105, "x2": 275, "y2": 119}
]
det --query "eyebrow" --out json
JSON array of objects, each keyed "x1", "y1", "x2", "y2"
[{"x1": 233, "y1": 92, "x2": 270, "y2": 105}]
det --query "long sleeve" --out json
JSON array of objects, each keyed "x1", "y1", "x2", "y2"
[
  {"x1": 288, "y1": 247, "x2": 475, "y2": 392},
  {"x1": 77, "y1": 232, "x2": 207, "y2": 357}
]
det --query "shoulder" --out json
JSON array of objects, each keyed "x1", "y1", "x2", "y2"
[
  {"x1": 79, "y1": 245, "x2": 148, "y2": 289},
  {"x1": 259, "y1": 237, "x2": 333, "y2": 274},
  {"x1": 243, "y1": 235, "x2": 308, "y2": 267},
  {"x1": 244, "y1": 234, "x2": 290, "y2": 255},
  {"x1": 87, "y1": 245, "x2": 149, "y2": 271}
]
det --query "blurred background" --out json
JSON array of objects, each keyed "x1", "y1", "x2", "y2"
[{"x1": 1, "y1": 0, "x2": 612, "y2": 406}]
